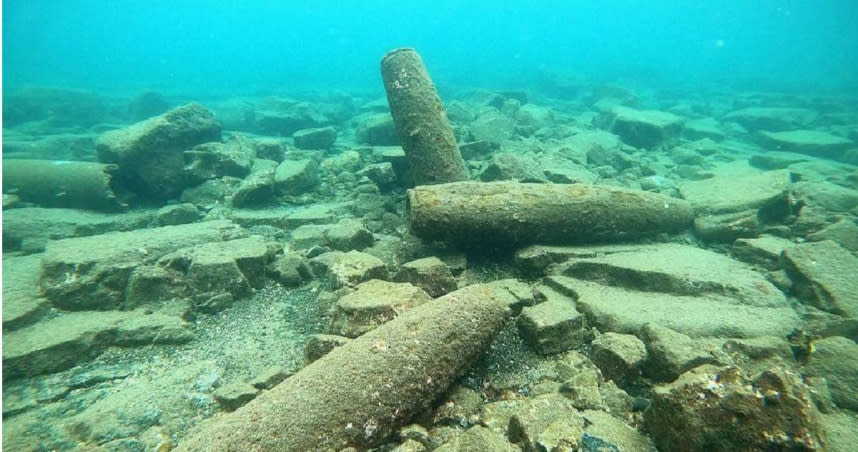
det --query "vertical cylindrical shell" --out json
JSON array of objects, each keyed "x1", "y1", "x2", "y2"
[{"x1": 381, "y1": 48, "x2": 469, "y2": 186}]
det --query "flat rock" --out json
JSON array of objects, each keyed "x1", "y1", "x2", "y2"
[
  {"x1": 807, "y1": 219, "x2": 858, "y2": 251},
  {"x1": 783, "y1": 240, "x2": 858, "y2": 318},
  {"x1": 682, "y1": 117, "x2": 725, "y2": 141},
  {"x1": 39, "y1": 220, "x2": 245, "y2": 310},
  {"x1": 581, "y1": 410, "x2": 657, "y2": 452},
  {"x1": 274, "y1": 159, "x2": 319, "y2": 195},
  {"x1": 555, "y1": 243, "x2": 788, "y2": 307},
  {"x1": 722, "y1": 107, "x2": 819, "y2": 131},
  {"x1": 796, "y1": 180, "x2": 858, "y2": 213},
  {"x1": 479, "y1": 152, "x2": 548, "y2": 183},
  {"x1": 515, "y1": 243, "x2": 665, "y2": 275},
  {"x1": 749, "y1": 151, "x2": 812, "y2": 170},
  {"x1": 640, "y1": 323, "x2": 717, "y2": 382},
  {"x1": 732, "y1": 235, "x2": 796, "y2": 270},
  {"x1": 3, "y1": 207, "x2": 154, "y2": 254},
  {"x1": 230, "y1": 159, "x2": 277, "y2": 207},
  {"x1": 309, "y1": 250, "x2": 388, "y2": 288},
  {"x1": 329, "y1": 279, "x2": 431, "y2": 337},
  {"x1": 227, "y1": 202, "x2": 349, "y2": 229},
  {"x1": 679, "y1": 167, "x2": 792, "y2": 214},
  {"x1": 291, "y1": 218, "x2": 374, "y2": 251},
  {"x1": 2, "y1": 254, "x2": 50, "y2": 331},
  {"x1": 758, "y1": 129, "x2": 853, "y2": 159},
  {"x1": 3, "y1": 310, "x2": 192, "y2": 380},
  {"x1": 607, "y1": 106, "x2": 684, "y2": 149},
  {"x1": 293, "y1": 126, "x2": 337, "y2": 150},
  {"x1": 552, "y1": 277, "x2": 798, "y2": 338},
  {"x1": 803, "y1": 336, "x2": 858, "y2": 411}
]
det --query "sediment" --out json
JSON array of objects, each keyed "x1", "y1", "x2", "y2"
[
  {"x1": 406, "y1": 181, "x2": 695, "y2": 248},
  {"x1": 381, "y1": 48, "x2": 469, "y2": 185},
  {"x1": 176, "y1": 283, "x2": 509, "y2": 451}
]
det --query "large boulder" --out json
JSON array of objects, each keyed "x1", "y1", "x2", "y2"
[{"x1": 96, "y1": 103, "x2": 222, "y2": 201}]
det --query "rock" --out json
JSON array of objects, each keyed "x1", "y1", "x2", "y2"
[
  {"x1": 2, "y1": 254, "x2": 50, "y2": 332},
  {"x1": 679, "y1": 168, "x2": 794, "y2": 215},
  {"x1": 309, "y1": 250, "x2": 388, "y2": 288},
  {"x1": 807, "y1": 218, "x2": 858, "y2": 251},
  {"x1": 96, "y1": 103, "x2": 221, "y2": 200},
  {"x1": 393, "y1": 256, "x2": 458, "y2": 297},
  {"x1": 184, "y1": 140, "x2": 254, "y2": 184},
  {"x1": 749, "y1": 151, "x2": 812, "y2": 170},
  {"x1": 304, "y1": 334, "x2": 351, "y2": 363},
  {"x1": 160, "y1": 236, "x2": 274, "y2": 302},
  {"x1": 356, "y1": 162, "x2": 398, "y2": 191},
  {"x1": 640, "y1": 323, "x2": 717, "y2": 382},
  {"x1": 683, "y1": 117, "x2": 726, "y2": 141},
  {"x1": 213, "y1": 382, "x2": 260, "y2": 412},
  {"x1": 292, "y1": 219, "x2": 374, "y2": 251},
  {"x1": 723, "y1": 107, "x2": 819, "y2": 131},
  {"x1": 514, "y1": 243, "x2": 656, "y2": 276},
  {"x1": 479, "y1": 152, "x2": 548, "y2": 183},
  {"x1": 758, "y1": 129, "x2": 853, "y2": 159},
  {"x1": 256, "y1": 102, "x2": 329, "y2": 136},
  {"x1": 796, "y1": 180, "x2": 858, "y2": 212},
  {"x1": 458, "y1": 140, "x2": 499, "y2": 160},
  {"x1": 357, "y1": 113, "x2": 399, "y2": 145},
  {"x1": 590, "y1": 332, "x2": 647, "y2": 384},
  {"x1": 3, "y1": 310, "x2": 192, "y2": 380},
  {"x1": 469, "y1": 110, "x2": 516, "y2": 144},
  {"x1": 517, "y1": 299, "x2": 586, "y2": 355},
  {"x1": 330, "y1": 279, "x2": 431, "y2": 338},
  {"x1": 581, "y1": 410, "x2": 657, "y2": 452},
  {"x1": 538, "y1": 152, "x2": 597, "y2": 184},
  {"x1": 557, "y1": 243, "x2": 789, "y2": 307},
  {"x1": 175, "y1": 284, "x2": 510, "y2": 452},
  {"x1": 292, "y1": 126, "x2": 337, "y2": 150},
  {"x1": 434, "y1": 426, "x2": 515, "y2": 452},
  {"x1": 804, "y1": 336, "x2": 858, "y2": 411},
  {"x1": 39, "y1": 220, "x2": 244, "y2": 310},
  {"x1": 645, "y1": 365, "x2": 826, "y2": 451},
  {"x1": 269, "y1": 253, "x2": 313, "y2": 287},
  {"x1": 230, "y1": 159, "x2": 277, "y2": 207},
  {"x1": 514, "y1": 104, "x2": 555, "y2": 132},
  {"x1": 124, "y1": 265, "x2": 189, "y2": 308},
  {"x1": 605, "y1": 106, "x2": 683, "y2": 149},
  {"x1": 273, "y1": 159, "x2": 319, "y2": 195},
  {"x1": 155, "y1": 203, "x2": 200, "y2": 226},
  {"x1": 250, "y1": 367, "x2": 289, "y2": 390},
  {"x1": 181, "y1": 178, "x2": 237, "y2": 209},
  {"x1": 3, "y1": 86, "x2": 106, "y2": 128},
  {"x1": 731, "y1": 235, "x2": 796, "y2": 270},
  {"x1": 444, "y1": 100, "x2": 476, "y2": 123},
  {"x1": 485, "y1": 279, "x2": 538, "y2": 314},
  {"x1": 783, "y1": 240, "x2": 858, "y2": 318},
  {"x1": 508, "y1": 393, "x2": 585, "y2": 451}
]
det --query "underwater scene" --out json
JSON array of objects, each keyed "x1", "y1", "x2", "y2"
[{"x1": 3, "y1": 1, "x2": 858, "y2": 450}]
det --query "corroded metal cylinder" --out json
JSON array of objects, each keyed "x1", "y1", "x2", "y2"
[
  {"x1": 381, "y1": 48, "x2": 469, "y2": 185},
  {"x1": 2, "y1": 159, "x2": 125, "y2": 211},
  {"x1": 407, "y1": 182, "x2": 695, "y2": 248},
  {"x1": 176, "y1": 284, "x2": 509, "y2": 451}
]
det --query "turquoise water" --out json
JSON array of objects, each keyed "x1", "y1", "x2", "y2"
[
  {"x1": 5, "y1": 0, "x2": 858, "y2": 95},
  {"x1": 3, "y1": 1, "x2": 858, "y2": 451}
]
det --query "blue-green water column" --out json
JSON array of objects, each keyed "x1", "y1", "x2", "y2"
[{"x1": 381, "y1": 48, "x2": 469, "y2": 185}]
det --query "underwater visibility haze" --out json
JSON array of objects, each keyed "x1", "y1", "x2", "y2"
[{"x1": 3, "y1": 1, "x2": 858, "y2": 451}]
